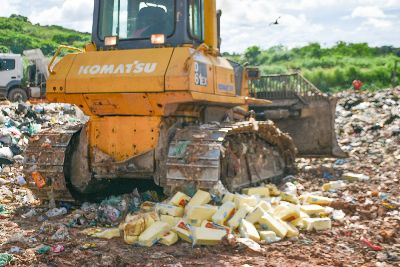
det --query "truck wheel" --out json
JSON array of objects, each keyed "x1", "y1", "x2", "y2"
[{"x1": 8, "y1": 88, "x2": 28, "y2": 102}]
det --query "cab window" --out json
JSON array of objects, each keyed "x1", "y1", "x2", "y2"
[
  {"x1": 99, "y1": 0, "x2": 175, "y2": 40},
  {"x1": 0, "y1": 59, "x2": 15, "y2": 71},
  {"x1": 189, "y1": 0, "x2": 204, "y2": 41}
]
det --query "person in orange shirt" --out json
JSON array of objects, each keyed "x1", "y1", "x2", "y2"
[{"x1": 352, "y1": 80, "x2": 363, "y2": 92}]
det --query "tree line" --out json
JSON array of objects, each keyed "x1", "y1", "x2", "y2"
[{"x1": 224, "y1": 43, "x2": 400, "y2": 92}]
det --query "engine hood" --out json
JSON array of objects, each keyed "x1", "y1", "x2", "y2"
[{"x1": 65, "y1": 48, "x2": 174, "y2": 93}]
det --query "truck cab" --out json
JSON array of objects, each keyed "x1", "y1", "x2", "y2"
[{"x1": 0, "y1": 53, "x2": 24, "y2": 101}]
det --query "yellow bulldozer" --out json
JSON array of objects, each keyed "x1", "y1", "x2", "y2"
[{"x1": 23, "y1": 0, "x2": 345, "y2": 202}]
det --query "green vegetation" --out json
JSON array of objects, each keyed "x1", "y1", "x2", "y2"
[
  {"x1": 224, "y1": 42, "x2": 400, "y2": 92},
  {"x1": 0, "y1": 15, "x2": 90, "y2": 56},
  {"x1": 0, "y1": 15, "x2": 398, "y2": 92}
]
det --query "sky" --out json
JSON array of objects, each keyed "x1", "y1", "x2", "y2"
[{"x1": 1, "y1": 0, "x2": 399, "y2": 53}]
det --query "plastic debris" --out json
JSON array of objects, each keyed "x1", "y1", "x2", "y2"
[
  {"x1": 360, "y1": 237, "x2": 383, "y2": 251},
  {"x1": 0, "y1": 253, "x2": 13, "y2": 267},
  {"x1": 186, "y1": 190, "x2": 211, "y2": 208},
  {"x1": 239, "y1": 219, "x2": 260, "y2": 242},
  {"x1": 46, "y1": 207, "x2": 67, "y2": 218},
  {"x1": 51, "y1": 244, "x2": 65, "y2": 253},
  {"x1": 259, "y1": 231, "x2": 280, "y2": 243},
  {"x1": 9, "y1": 246, "x2": 22, "y2": 254},
  {"x1": 15, "y1": 175, "x2": 26, "y2": 186},
  {"x1": 31, "y1": 171, "x2": 46, "y2": 189},
  {"x1": 192, "y1": 227, "x2": 227, "y2": 245},
  {"x1": 234, "y1": 194, "x2": 257, "y2": 209},
  {"x1": 174, "y1": 220, "x2": 192, "y2": 243},
  {"x1": 156, "y1": 203, "x2": 184, "y2": 217},
  {"x1": 236, "y1": 238, "x2": 263, "y2": 253},
  {"x1": 228, "y1": 205, "x2": 251, "y2": 229},
  {"x1": 259, "y1": 213, "x2": 288, "y2": 238},
  {"x1": 342, "y1": 172, "x2": 370, "y2": 182},
  {"x1": 160, "y1": 215, "x2": 181, "y2": 227},
  {"x1": 35, "y1": 245, "x2": 51, "y2": 255},
  {"x1": 92, "y1": 228, "x2": 121, "y2": 240},
  {"x1": 51, "y1": 225, "x2": 70, "y2": 241},
  {"x1": 80, "y1": 243, "x2": 97, "y2": 250},
  {"x1": 332, "y1": 210, "x2": 346, "y2": 221},
  {"x1": 186, "y1": 205, "x2": 218, "y2": 226},
  {"x1": 159, "y1": 231, "x2": 178, "y2": 246},
  {"x1": 303, "y1": 218, "x2": 332, "y2": 231},
  {"x1": 169, "y1": 192, "x2": 191, "y2": 207},
  {"x1": 322, "y1": 181, "x2": 346, "y2": 191},
  {"x1": 138, "y1": 221, "x2": 170, "y2": 247},
  {"x1": 242, "y1": 187, "x2": 270, "y2": 197},
  {"x1": 273, "y1": 205, "x2": 301, "y2": 222},
  {"x1": 212, "y1": 201, "x2": 236, "y2": 225},
  {"x1": 302, "y1": 195, "x2": 333, "y2": 206},
  {"x1": 300, "y1": 205, "x2": 326, "y2": 216}
]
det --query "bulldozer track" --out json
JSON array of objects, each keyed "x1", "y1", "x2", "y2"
[
  {"x1": 23, "y1": 120, "x2": 296, "y2": 202},
  {"x1": 166, "y1": 120, "x2": 297, "y2": 192},
  {"x1": 23, "y1": 126, "x2": 82, "y2": 202}
]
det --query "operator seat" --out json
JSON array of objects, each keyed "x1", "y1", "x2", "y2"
[{"x1": 136, "y1": 6, "x2": 168, "y2": 37}]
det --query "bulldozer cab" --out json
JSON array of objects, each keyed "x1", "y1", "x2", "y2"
[{"x1": 93, "y1": 0, "x2": 215, "y2": 50}]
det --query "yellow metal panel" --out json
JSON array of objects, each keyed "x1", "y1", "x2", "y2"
[
  {"x1": 89, "y1": 116, "x2": 161, "y2": 162},
  {"x1": 166, "y1": 47, "x2": 215, "y2": 94},
  {"x1": 83, "y1": 93, "x2": 153, "y2": 116},
  {"x1": 165, "y1": 48, "x2": 191, "y2": 91},
  {"x1": 46, "y1": 54, "x2": 77, "y2": 95},
  {"x1": 46, "y1": 93, "x2": 66, "y2": 104},
  {"x1": 65, "y1": 48, "x2": 174, "y2": 93},
  {"x1": 210, "y1": 56, "x2": 235, "y2": 96},
  {"x1": 147, "y1": 92, "x2": 194, "y2": 116},
  {"x1": 191, "y1": 91, "x2": 246, "y2": 106},
  {"x1": 190, "y1": 51, "x2": 215, "y2": 94}
]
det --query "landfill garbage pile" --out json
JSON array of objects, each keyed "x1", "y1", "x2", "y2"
[
  {"x1": 299, "y1": 88, "x2": 399, "y2": 184},
  {"x1": 0, "y1": 89, "x2": 399, "y2": 266},
  {"x1": 0, "y1": 100, "x2": 84, "y2": 173},
  {"x1": 296, "y1": 88, "x2": 400, "y2": 264}
]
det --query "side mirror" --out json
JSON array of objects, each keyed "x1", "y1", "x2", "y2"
[{"x1": 246, "y1": 67, "x2": 260, "y2": 80}]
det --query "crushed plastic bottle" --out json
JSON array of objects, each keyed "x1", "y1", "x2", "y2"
[
  {"x1": 322, "y1": 181, "x2": 346, "y2": 192},
  {"x1": 46, "y1": 207, "x2": 68, "y2": 218}
]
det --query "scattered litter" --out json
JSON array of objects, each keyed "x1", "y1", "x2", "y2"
[
  {"x1": 35, "y1": 245, "x2": 51, "y2": 255},
  {"x1": 9, "y1": 246, "x2": 22, "y2": 254},
  {"x1": 92, "y1": 228, "x2": 120, "y2": 240},
  {"x1": 0, "y1": 89, "x2": 398, "y2": 265},
  {"x1": 51, "y1": 244, "x2": 65, "y2": 253},
  {"x1": 0, "y1": 253, "x2": 13, "y2": 267},
  {"x1": 360, "y1": 237, "x2": 383, "y2": 251},
  {"x1": 46, "y1": 207, "x2": 68, "y2": 218}
]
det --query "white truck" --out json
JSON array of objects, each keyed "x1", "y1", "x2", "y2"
[{"x1": 0, "y1": 49, "x2": 49, "y2": 102}]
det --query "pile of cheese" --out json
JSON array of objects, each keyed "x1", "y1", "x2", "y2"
[{"x1": 103, "y1": 185, "x2": 335, "y2": 247}]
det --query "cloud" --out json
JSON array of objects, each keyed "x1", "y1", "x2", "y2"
[
  {"x1": 364, "y1": 18, "x2": 393, "y2": 28},
  {"x1": 0, "y1": 1, "x2": 18, "y2": 17},
  {"x1": 28, "y1": 0, "x2": 93, "y2": 33},
  {"x1": 0, "y1": 0, "x2": 399, "y2": 53},
  {"x1": 351, "y1": 6, "x2": 386, "y2": 18}
]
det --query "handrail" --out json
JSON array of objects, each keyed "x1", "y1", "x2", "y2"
[
  {"x1": 48, "y1": 45, "x2": 84, "y2": 75},
  {"x1": 250, "y1": 72, "x2": 322, "y2": 99}
]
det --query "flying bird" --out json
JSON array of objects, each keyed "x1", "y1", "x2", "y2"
[{"x1": 269, "y1": 16, "x2": 281, "y2": 26}]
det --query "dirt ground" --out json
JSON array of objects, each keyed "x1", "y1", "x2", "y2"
[
  {"x1": 1, "y1": 171, "x2": 399, "y2": 267},
  {"x1": 0, "y1": 89, "x2": 399, "y2": 267}
]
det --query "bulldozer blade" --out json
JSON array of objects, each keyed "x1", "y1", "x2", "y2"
[{"x1": 266, "y1": 96, "x2": 347, "y2": 158}]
